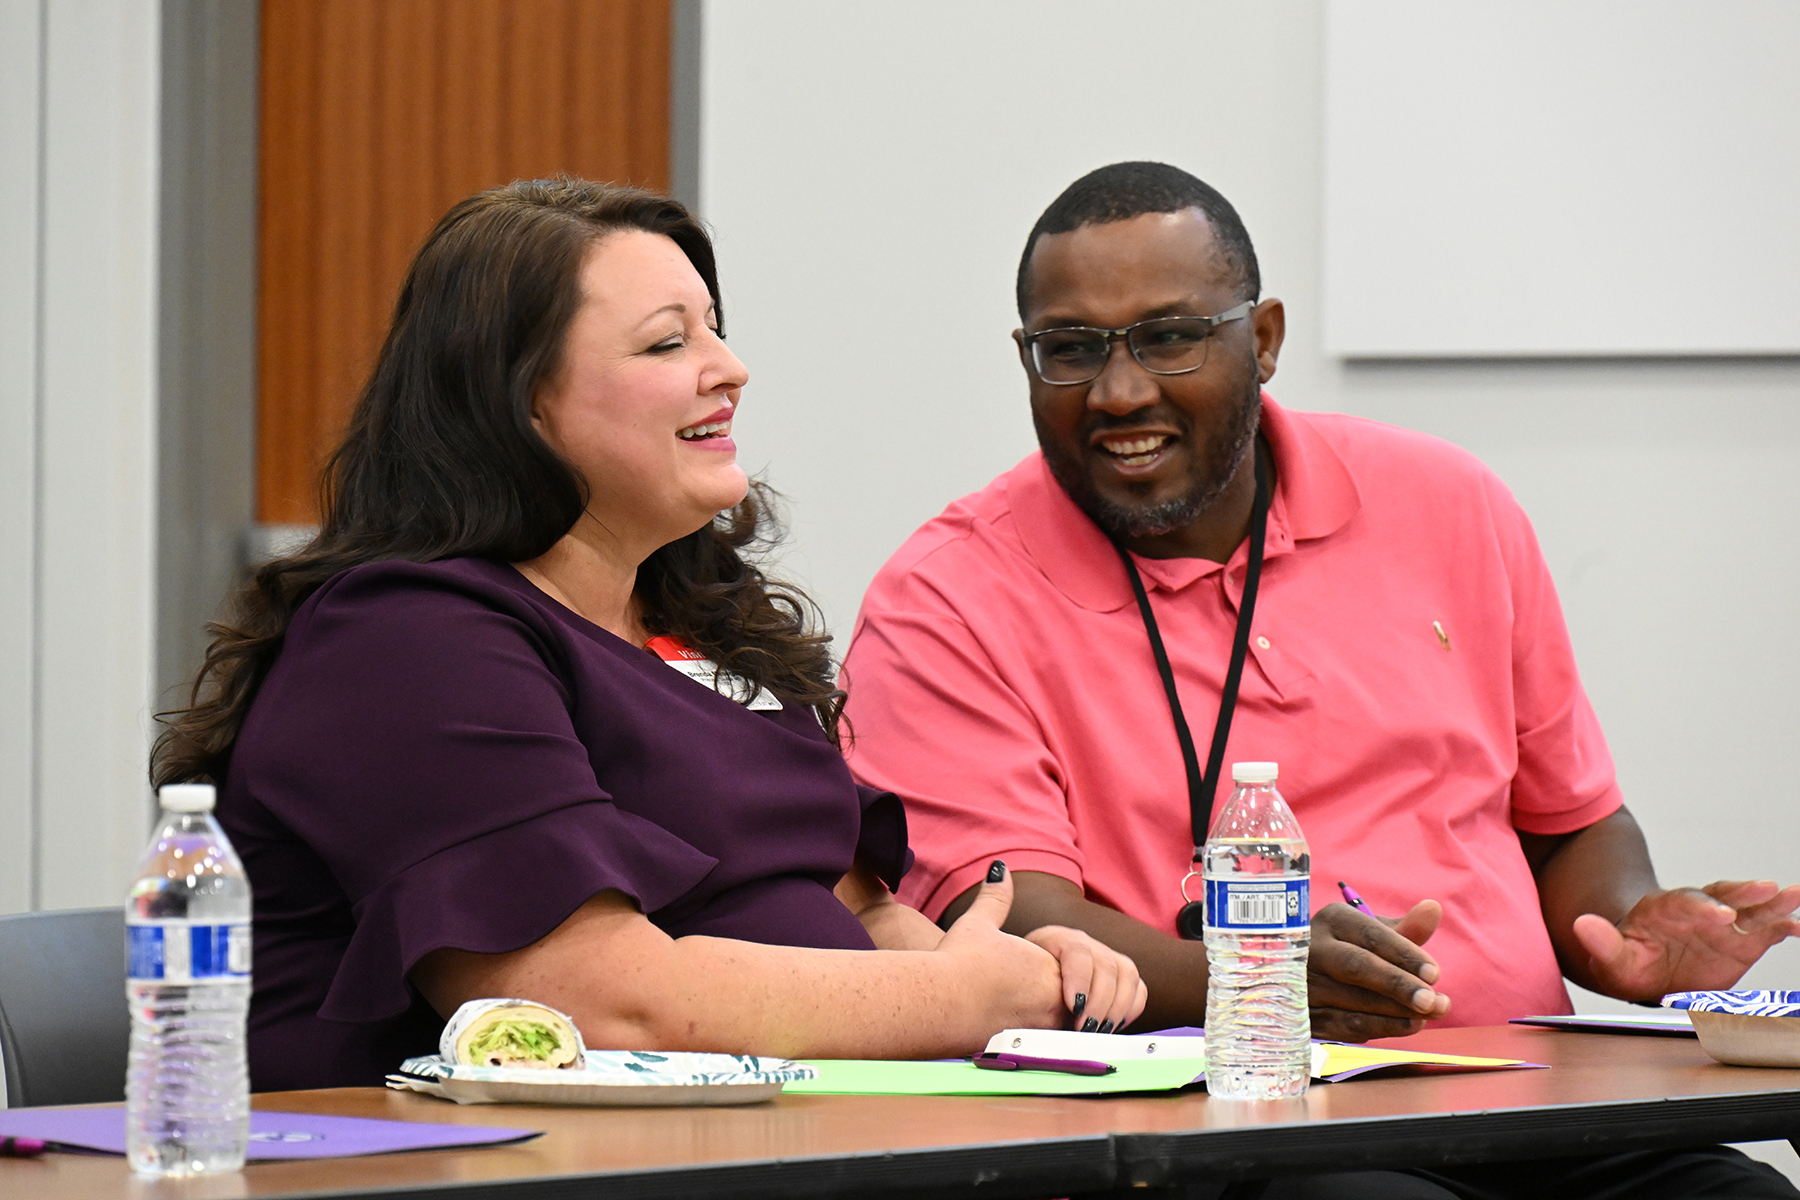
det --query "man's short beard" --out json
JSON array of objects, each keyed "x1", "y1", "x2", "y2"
[{"x1": 1039, "y1": 380, "x2": 1262, "y2": 542}]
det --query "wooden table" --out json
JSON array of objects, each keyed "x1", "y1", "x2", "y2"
[{"x1": 4, "y1": 1025, "x2": 1798, "y2": 1200}]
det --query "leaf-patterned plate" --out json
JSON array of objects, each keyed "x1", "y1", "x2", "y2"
[{"x1": 387, "y1": 1049, "x2": 817, "y2": 1107}]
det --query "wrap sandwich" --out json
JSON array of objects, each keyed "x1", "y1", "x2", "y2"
[{"x1": 441, "y1": 998, "x2": 588, "y2": 1070}]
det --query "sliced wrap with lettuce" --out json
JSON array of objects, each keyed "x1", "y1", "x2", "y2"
[{"x1": 441, "y1": 998, "x2": 587, "y2": 1070}]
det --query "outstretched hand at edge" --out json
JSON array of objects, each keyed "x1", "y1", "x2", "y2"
[{"x1": 1572, "y1": 880, "x2": 1800, "y2": 1003}]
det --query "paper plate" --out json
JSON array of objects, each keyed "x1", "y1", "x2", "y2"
[
  {"x1": 388, "y1": 1049, "x2": 817, "y2": 1107},
  {"x1": 1661, "y1": 991, "x2": 1800, "y2": 1068}
]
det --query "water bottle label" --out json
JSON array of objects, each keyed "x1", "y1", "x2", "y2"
[
  {"x1": 127, "y1": 922, "x2": 251, "y2": 982},
  {"x1": 1203, "y1": 878, "x2": 1309, "y2": 930}
]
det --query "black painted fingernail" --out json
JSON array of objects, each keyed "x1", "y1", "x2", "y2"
[
  {"x1": 1071, "y1": 993, "x2": 1087, "y2": 1023},
  {"x1": 1097, "y1": 1020, "x2": 1115, "y2": 1035},
  {"x1": 1081, "y1": 1017, "x2": 1099, "y2": 1033},
  {"x1": 986, "y1": 860, "x2": 1007, "y2": 883}
]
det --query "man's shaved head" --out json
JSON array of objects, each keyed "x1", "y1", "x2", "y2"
[{"x1": 1016, "y1": 162, "x2": 1261, "y2": 321}]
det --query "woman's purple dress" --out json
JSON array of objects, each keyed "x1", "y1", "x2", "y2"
[{"x1": 219, "y1": 558, "x2": 908, "y2": 1089}]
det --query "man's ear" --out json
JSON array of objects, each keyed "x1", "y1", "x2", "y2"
[{"x1": 1252, "y1": 298, "x2": 1286, "y2": 384}]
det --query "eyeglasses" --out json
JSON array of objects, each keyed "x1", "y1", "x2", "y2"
[{"x1": 1020, "y1": 300, "x2": 1256, "y2": 386}]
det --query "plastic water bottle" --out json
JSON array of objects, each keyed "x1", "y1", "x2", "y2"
[
  {"x1": 125, "y1": 783, "x2": 251, "y2": 1176},
  {"x1": 1202, "y1": 761, "x2": 1311, "y2": 1100}
]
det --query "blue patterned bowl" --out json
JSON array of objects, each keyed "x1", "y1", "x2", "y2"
[{"x1": 1662, "y1": 991, "x2": 1800, "y2": 1068}]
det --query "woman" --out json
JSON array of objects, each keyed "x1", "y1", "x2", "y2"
[{"x1": 153, "y1": 179, "x2": 1144, "y2": 1090}]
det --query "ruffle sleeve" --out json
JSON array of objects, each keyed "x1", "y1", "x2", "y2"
[
  {"x1": 855, "y1": 784, "x2": 912, "y2": 893},
  {"x1": 319, "y1": 799, "x2": 718, "y2": 1023}
]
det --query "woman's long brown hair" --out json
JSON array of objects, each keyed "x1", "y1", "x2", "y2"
[{"x1": 153, "y1": 179, "x2": 844, "y2": 786}]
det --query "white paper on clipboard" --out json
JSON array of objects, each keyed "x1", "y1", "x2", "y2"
[{"x1": 983, "y1": 1029, "x2": 1204, "y2": 1061}]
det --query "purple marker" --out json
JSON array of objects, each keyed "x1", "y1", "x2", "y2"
[
  {"x1": 1338, "y1": 880, "x2": 1376, "y2": 915},
  {"x1": 974, "y1": 1052, "x2": 1116, "y2": 1077},
  {"x1": 0, "y1": 1137, "x2": 47, "y2": 1158}
]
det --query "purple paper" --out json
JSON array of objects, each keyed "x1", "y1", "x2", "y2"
[
  {"x1": 0, "y1": 1108, "x2": 539, "y2": 1160},
  {"x1": 1510, "y1": 1014, "x2": 1698, "y2": 1038}
]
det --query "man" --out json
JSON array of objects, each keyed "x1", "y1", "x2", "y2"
[{"x1": 841, "y1": 162, "x2": 1800, "y2": 1197}]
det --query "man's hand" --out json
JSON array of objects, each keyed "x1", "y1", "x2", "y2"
[
  {"x1": 1308, "y1": 900, "x2": 1452, "y2": 1041},
  {"x1": 1571, "y1": 880, "x2": 1800, "y2": 1002},
  {"x1": 943, "y1": 870, "x2": 1451, "y2": 1038},
  {"x1": 1524, "y1": 807, "x2": 1800, "y2": 1001}
]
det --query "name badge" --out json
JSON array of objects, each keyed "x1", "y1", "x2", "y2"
[{"x1": 646, "y1": 636, "x2": 783, "y2": 710}]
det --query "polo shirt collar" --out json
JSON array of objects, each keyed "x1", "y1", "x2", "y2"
[{"x1": 1006, "y1": 393, "x2": 1362, "y2": 613}]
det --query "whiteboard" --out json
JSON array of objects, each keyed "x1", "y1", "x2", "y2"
[{"x1": 1321, "y1": 1, "x2": 1800, "y2": 357}]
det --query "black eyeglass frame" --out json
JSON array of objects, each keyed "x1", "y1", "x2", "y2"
[{"x1": 1019, "y1": 300, "x2": 1257, "y2": 386}]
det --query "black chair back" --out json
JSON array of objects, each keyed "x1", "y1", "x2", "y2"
[{"x1": 0, "y1": 908, "x2": 129, "y2": 1107}]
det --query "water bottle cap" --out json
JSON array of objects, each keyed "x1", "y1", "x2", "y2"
[
  {"x1": 1231, "y1": 761, "x2": 1279, "y2": 784},
  {"x1": 159, "y1": 783, "x2": 217, "y2": 812}
]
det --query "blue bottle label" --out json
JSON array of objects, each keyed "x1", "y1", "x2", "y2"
[
  {"x1": 1203, "y1": 877, "x2": 1310, "y2": 930},
  {"x1": 127, "y1": 922, "x2": 251, "y2": 982}
]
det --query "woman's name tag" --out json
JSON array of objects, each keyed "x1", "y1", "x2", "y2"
[{"x1": 646, "y1": 636, "x2": 783, "y2": 710}]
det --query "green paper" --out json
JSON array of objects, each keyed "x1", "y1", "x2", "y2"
[{"x1": 787, "y1": 1056, "x2": 1206, "y2": 1096}]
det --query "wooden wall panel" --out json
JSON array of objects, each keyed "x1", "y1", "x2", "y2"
[{"x1": 256, "y1": 0, "x2": 671, "y2": 525}]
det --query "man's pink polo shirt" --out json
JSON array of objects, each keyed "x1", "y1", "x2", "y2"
[{"x1": 842, "y1": 395, "x2": 1622, "y2": 1026}]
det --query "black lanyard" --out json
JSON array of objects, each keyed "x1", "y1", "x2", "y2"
[{"x1": 1110, "y1": 441, "x2": 1271, "y2": 939}]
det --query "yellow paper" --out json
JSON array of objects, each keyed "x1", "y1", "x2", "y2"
[{"x1": 1317, "y1": 1043, "x2": 1528, "y2": 1077}]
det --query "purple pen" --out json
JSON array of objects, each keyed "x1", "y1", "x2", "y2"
[
  {"x1": 0, "y1": 1137, "x2": 47, "y2": 1158},
  {"x1": 1338, "y1": 880, "x2": 1375, "y2": 915},
  {"x1": 974, "y1": 1052, "x2": 1116, "y2": 1077}
]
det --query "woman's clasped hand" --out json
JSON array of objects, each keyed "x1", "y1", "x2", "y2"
[{"x1": 872, "y1": 861, "x2": 1148, "y2": 1038}]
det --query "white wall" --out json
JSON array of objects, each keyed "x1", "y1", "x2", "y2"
[
  {"x1": 0, "y1": 0, "x2": 45, "y2": 916},
  {"x1": 0, "y1": 0, "x2": 162, "y2": 913},
  {"x1": 1321, "y1": 1, "x2": 1800, "y2": 356},
  {"x1": 699, "y1": 0, "x2": 1800, "y2": 988}
]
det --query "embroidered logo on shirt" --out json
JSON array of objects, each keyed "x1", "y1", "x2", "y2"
[{"x1": 645, "y1": 636, "x2": 783, "y2": 710}]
